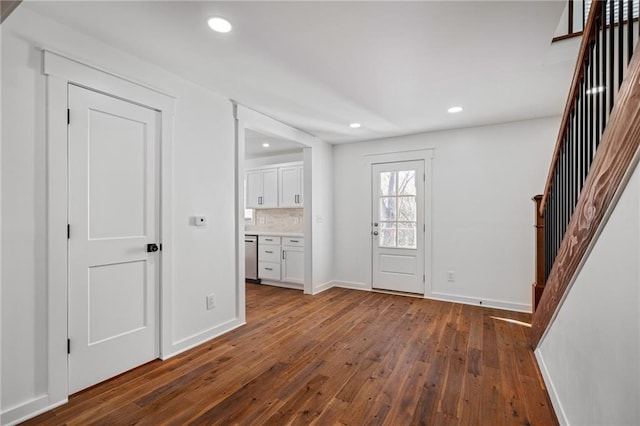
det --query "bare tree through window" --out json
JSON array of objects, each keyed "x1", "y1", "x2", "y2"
[{"x1": 379, "y1": 170, "x2": 417, "y2": 248}]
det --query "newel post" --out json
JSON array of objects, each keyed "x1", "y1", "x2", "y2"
[{"x1": 532, "y1": 195, "x2": 545, "y2": 313}]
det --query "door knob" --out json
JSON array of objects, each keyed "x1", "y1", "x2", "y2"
[
  {"x1": 147, "y1": 243, "x2": 159, "y2": 253},
  {"x1": 373, "y1": 231, "x2": 379, "y2": 236},
  {"x1": 373, "y1": 222, "x2": 379, "y2": 227}
]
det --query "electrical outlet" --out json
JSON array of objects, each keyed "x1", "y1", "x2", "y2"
[
  {"x1": 206, "y1": 294, "x2": 216, "y2": 310},
  {"x1": 447, "y1": 271, "x2": 455, "y2": 282}
]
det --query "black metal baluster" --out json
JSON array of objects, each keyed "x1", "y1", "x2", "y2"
[
  {"x1": 610, "y1": 0, "x2": 615, "y2": 112},
  {"x1": 595, "y1": 16, "x2": 602, "y2": 150},
  {"x1": 581, "y1": 77, "x2": 588, "y2": 187},
  {"x1": 629, "y1": 0, "x2": 634, "y2": 62},
  {"x1": 564, "y1": 139, "x2": 569, "y2": 236},
  {"x1": 619, "y1": 0, "x2": 625, "y2": 86},
  {"x1": 575, "y1": 89, "x2": 580, "y2": 196},
  {"x1": 568, "y1": 120, "x2": 574, "y2": 219},
  {"x1": 601, "y1": 1, "x2": 608, "y2": 136},
  {"x1": 559, "y1": 146, "x2": 564, "y2": 243},
  {"x1": 551, "y1": 171, "x2": 556, "y2": 269},
  {"x1": 587, "y1": 52, "x2": 593, "y2": 166},
  {"x1": 574, "y1": 103, "x2": 580, "y2": 201},
  {"x1": 544, "y1": 203, "x2": 549, "y2": 280}
]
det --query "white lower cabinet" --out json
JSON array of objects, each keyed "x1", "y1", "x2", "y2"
[
  {"x1": 282, "y1": 246, "x2": 304, "y2": 284},
  {"x1": 257, "y1": 235, "x2": 304, "y2": 287},
  {"x1": 258, "y1": 236, "x2": 281, "y2": 281}
]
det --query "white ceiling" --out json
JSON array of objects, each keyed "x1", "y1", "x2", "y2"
[
  {"x1": 22, "y1": 1, "x2": 576, "y2": 144},
  {"x1": 245, "y1": 128, "x2": 304, "y2": 159}
]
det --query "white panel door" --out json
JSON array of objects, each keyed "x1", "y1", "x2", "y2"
[
  {"x1": 68, "y1": 85, "x2": 160, "y2": 394},
  {"x1": 372, "y1": 161, "x2": 425, "y2": 294}
]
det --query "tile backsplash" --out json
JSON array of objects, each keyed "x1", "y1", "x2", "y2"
[{"x1": 246, "y1": 208, "x2": 304, "y2": 233}]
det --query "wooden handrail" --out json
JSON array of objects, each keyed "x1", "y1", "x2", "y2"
[
  {"x1": 539, "y1": 2, "x2": 603, "y2": 216},
  {"x1": 0, "y1": 0, "x2": 22, "y2": 23},
  {"x1": 532, "y1": 39, "x2": 640, "y2": 347}
]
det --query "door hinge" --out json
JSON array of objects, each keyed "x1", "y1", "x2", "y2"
[
  {"x1": 423, "y1": 274, "x2": 425, "y2": 283},
  {"x1": 67, "y1": 224, "x2": 70, "y2": 239},
  {"x1": 67, "y1": 109, "x2": 70, "y2": 125},
  {"x1": 423, "y1": 173, "x2": 426, "y2": 182},
  {"x1": 67, "y1": 339, "x2": 71, "y2": 354},
  {"x1": 423, "y1": 224, "x2": 426, "y2": 232}
]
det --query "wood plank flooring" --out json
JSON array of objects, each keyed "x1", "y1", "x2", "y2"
[{"x1": 23, "y1": 284, "x2": 558, "y2": 425}]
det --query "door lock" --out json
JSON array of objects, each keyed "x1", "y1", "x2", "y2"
[
  {"x1": 372, "y1": 231, "x2": 379, "y2": 236},
  {"x1": 373, "y1": 222, "x2": 379, "y2": 227},
  {"x1": 147, "y1": 243, "x2": 160, "y2": 253}
]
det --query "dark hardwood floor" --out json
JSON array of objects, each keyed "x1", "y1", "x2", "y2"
[{"x1": 24, "y1": 284, "x2": 558, "y2": 425}]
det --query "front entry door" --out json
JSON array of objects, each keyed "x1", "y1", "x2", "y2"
[
  {"x1": 68, "y1": 85, "x2": 160, "y2": 393},
  {"x1": 372, "y1": 161, "x2": 425, "y2": 294}
]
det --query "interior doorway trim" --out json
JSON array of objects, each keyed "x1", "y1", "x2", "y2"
[
  {"x1": 364, "y1": 149, "x2": 434, "y2": 298},
  {"x1": 233, "y1": 103, "x2": 315, "y2": 304},
  {"x1": 43, "y1": 51, "x2": 175, "y2": 408}
]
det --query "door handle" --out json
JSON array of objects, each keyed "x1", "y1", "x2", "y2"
[{"x1": 147, "y1": 243, "x2": 160, "y2": 253}]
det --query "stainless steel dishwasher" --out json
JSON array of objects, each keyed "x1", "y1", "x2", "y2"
[{"x1": 244, "y1": 235, "x2": 260, "y2": 283}]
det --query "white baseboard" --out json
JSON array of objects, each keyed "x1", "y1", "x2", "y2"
[
  {"x1": 331, "y1": 280, "x2": 371, "y2": 291},
  {"x1": 535, "y1": 349, "x2": 568, "y2": 426},
  {"x1": 163, "y1": 318, "x2": 246, "y2": 359},
  {"x1": 311, "y1": 281, "x2": 333, "y2": 295},
  {"x1": 259, "y1": 280, "x2": 304, "y2": 291},
  {"x1": 1, "y1": 395, "x2": 67, "y2": 426},
  {"x1": 429, "y1": 291, "x2": 531, "y2": 313}
]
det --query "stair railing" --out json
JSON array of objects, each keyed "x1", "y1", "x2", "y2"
[{"x1": 532, "y1": 0, "x2": 640, "y2": 346}]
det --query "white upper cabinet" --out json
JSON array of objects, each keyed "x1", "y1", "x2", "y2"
[
  {"x1": 279, "y1": 165, "x2": 304, "y2": 208},
  {"x1": 246, "y1": 168, "x2": 278, "y2": 208},
  {"x1": 246, "y1": 162, "x2": 303, "y2": 209}
]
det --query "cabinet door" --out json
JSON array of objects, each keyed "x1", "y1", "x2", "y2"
[
  {"x1": 279, "y1": 166, "x2": 300, "y2": 207},
  {"x1": 261, "y1": 169, "x2": 279, "y2": 208},
  {"x1": 282, "y1": 246, "x2": 304, "y2": 284},
  {"x1": 296, "y1": 165, "x2": 304, "y2": 206},
  {"x1": 245, "y1": 171, "x2": 263, "y2": 208}
]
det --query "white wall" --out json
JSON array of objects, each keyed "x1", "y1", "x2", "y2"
[
  {"x1": 309, "y1": 140, "x2": 334, "y2": 292},
  {"x1": 536, "y1": 163, "x2": 640, "y2": 426},
  {"x1": 332, "y1": 117, "x2": 559, "y2": 311},
  {"x1": 0, "y1": 21, "x2": 4, "y2": 420},
  {"x1": 1, "y1": 7, "x2": 238, "y2": 423}
]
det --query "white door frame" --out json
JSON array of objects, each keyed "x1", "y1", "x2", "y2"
[
  {"x1": 44, "y1": 51, "x2": 174, "y2": 405},
  {"x1": 364, "y1": 149, "x2": 434, "y2": 298},
  {"x1": 233, "y1": 104, "x2": 315, "y2": 305}
]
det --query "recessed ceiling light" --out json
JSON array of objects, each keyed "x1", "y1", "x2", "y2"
[
  {"x1": 349, "y1": 123, "x2": 361, "y2": 128},
  {"x1": 262, "y1": 143, "x2": 270, "y2": 148},
  {"x1": 448, "y1": 106, "x2": 463, "y2": 114},
  {"x1": 208, "y1": 17, "x2": 232, "y2": 33}
]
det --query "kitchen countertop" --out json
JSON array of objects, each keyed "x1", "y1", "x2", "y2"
[{"x1": 245, "y1": 231, "x2": 304, "y2": 238}]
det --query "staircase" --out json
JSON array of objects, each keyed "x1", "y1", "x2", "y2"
[{"x1": 532, "y1": 0, "x2": 640, "y2": 347}]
